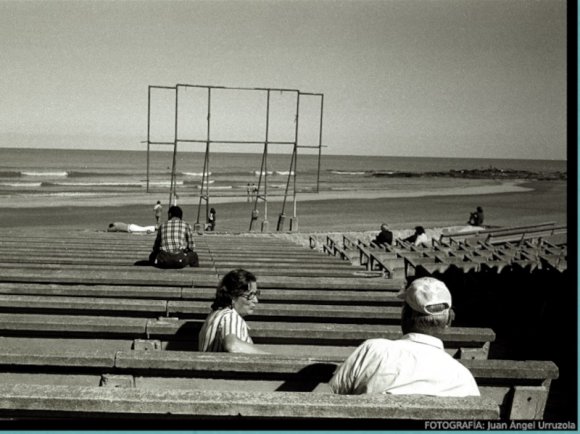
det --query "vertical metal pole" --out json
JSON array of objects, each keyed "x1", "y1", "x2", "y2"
[
  {"x1": 316, "y1": 94, "x2": 324, "y2": 193},
  {"x1": 169, "y1": 86, "x2": 179, "y2": 205},
  {"x1": 197, "y1": 87, "x2": 211, "y2": 225},
  {"x1": 292, "y1": 93, "x2": 300, "y2": 219},
  {"x1": 146, "y1": 86, "x2": 151, "y2": 193},
  {"x1": 264, "y1": 90, "x2": 270, "y2": 221}
]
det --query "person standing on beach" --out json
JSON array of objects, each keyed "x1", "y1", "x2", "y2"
[
  {"x1": 329, "y1": 277, "x2": 479, "y2": 396},
  {"x1": 199, "y1": 269, "x2": 268, "y2": 354},
  {"x1": 149, "y1": 205, "x2": 199, "y2": 268},
  {"x1": 207, "y1": 207, "x2": 216, "y2": 231},
  {"x1": 372, "y1": 223, "x2": 393, "y2": 247},
  {"x1": 153, "y1": 201, "x2": 163, "y2": 227},
  {"x1": 246, "y1": 183, "x2": 251, "y2": 202}
]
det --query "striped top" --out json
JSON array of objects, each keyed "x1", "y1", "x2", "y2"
[
  {"x1": 153, "y1": 218, "x2": 195, "y2": 253},
  {"x1": 198, "y1": 307, "x2": 253, "y2": 352}
]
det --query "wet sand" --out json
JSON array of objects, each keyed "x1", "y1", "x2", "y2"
[{"x1": 1, "y1": 180, "x2": 567, "y2": 233}]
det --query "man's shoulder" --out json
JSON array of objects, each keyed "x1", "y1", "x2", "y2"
[{"x1": 359, "y1": 338, "x2": 397, "y2": 352}]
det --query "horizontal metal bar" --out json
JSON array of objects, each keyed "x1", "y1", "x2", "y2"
[
  {"x1": 297, "y1": 145, "x2": 324, "y2": 149},
  {"x1": 254, "y1": 87, "x2": 300, "y2": 93},
  {"x1": 299, "y1": 92, "x2": 324, "y2": 97},
  {"x1": 175, "y1": 84, "x2": 299, "y2": 93},
  {"x1": 149, "y1": 85, "x2": 176, "y2": 90},
  {"x1": 148, "y1": 141, "x2": 175, "y2": 146},
  {"x1": 175, "y1": 139, "x2": 295, "y2": 145}
]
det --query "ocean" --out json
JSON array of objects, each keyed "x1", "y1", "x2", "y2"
[{"x1": 0, "y1": 147, "x2": 567, "y2": 201}]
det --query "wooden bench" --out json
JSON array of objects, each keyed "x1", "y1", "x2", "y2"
[
  {"x1": 323, "y1": 236, "x2": 356, "y2": 263},
  {"x1": 439, "y1": 222, "x2": 557, "y2": 245},
  {"x1": 0, "y1": 283, "x2": 402, "y2": 306},
  {"x1": 0, "y1": 349, "x2": 556, "y2": 419},
  {"x1": 0, "y1": 268, "x2": 393, "y2": 290},
  {"x1": 0, "y1": 313, "x2": 495, "y2": 358},
  {"x1": 357, "y1": 245, "x2": 406, "y2": 280},
  {"x1": 484, "y1": 225, "x2": 567, "y2": 246},
  {"x1": 0, "y1": 383, "x2": 499, "y2": 420},
  {"x1": 0, "y1": 294, "x2": 404, "y2": 324}
]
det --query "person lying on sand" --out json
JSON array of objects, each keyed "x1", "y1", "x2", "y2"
[{"x1": 107, "y1": 222, "x2": 156, "y2": 233}]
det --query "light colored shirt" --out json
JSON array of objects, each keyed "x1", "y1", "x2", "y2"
[
  {"x1": 415, "y1": 233, "x2": 429, "y2": 246},
  {"x1": 198, "y1": 307, "x2": 253, "y2": 352},
  {"x1": 154, "y1": 204, "x2": 162, "y2": 217},
  {"x1": 329, "y1": 333, "x2": 480, "y2": 397}
]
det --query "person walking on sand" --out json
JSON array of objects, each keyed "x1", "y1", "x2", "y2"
[
  {"x1": 246, "y1": 183, "x2": 251, "y2": 202},
  {"x1": 330, "y1": 277, "x2": 479, "y2": 396},
  {"x1": 153, "y1": 201, "x2": 163, "y2": 227},
  {"x1": 199, "y1": 269, "x2": 268, "y2": 354},
  {"x1": 207, "y1": 207, "x2": 216, "y2": 231},
  {"x1": 149, "y1": 205, "x2": 199, "y2": 268}
]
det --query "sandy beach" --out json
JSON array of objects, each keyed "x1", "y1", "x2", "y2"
[{"x1": 1, "y1": 180, "x2": 567, "y2": 234}]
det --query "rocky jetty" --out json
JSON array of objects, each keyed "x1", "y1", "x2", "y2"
[{"x1": 371, "y1": 167, "x2": 566, "y2": 180}]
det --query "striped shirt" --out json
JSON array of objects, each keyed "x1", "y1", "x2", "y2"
[
  {"x1": 153, "y1": 218, "x2": 195, "y2": 253},
  {"x1": 198, "y1": 307, "x2": 253, "y2": 352}
]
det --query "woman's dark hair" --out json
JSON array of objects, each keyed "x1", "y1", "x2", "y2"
[
  {"x1": 211, "y1": 269, "x2": 257, "y2": 310},
  {"x1": 477, "y1": 206, "x2": 483, "y2": 212},
  {"x1": 415, "y1": 226, "x2": 425, "y2": 235},
  {"x1": 210, "y1": 208, "x2": 216, "y2": 214}
]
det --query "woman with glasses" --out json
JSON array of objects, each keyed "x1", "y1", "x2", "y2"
[{"x1": 198, "y1": 268, "x2": 268, "y2": 354}]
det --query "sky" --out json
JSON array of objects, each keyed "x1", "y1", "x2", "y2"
[{"x1": 0, "y1": 0, "x2": 568, "y2": 159}]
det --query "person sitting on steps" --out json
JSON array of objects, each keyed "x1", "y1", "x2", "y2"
[
  {"x1": 330, "y1": 277, "x2": 480, "y2": 396},
  {"x1": 148, "y1": 205, "x2": 199, "y2": 269}
]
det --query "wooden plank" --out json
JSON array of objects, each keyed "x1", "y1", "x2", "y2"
[
  {"x1": 0, "y1": 314, "x2": 494, "y2": 351},
  {"x1": 0, "y1": 349, "x2": 556, "y2": 419},
  {"x1": 0, "y1": 294, "x2": 401, "y2": 322},
  {"x1": 0, "y1": 314, "x2": 148, "y2": 337},
  {"x1": 0, "y1": 270, "x2": 396, "y2": 290},
  {"x1": 0, "y1": 283, "x2": 183, "y2": 299},
  {"x1": 440, "y1": 222, "x2": 556, "y2": 242},
  {"x1": 0, "y1": 384, "x2": 499, "y2": 419},
  {"x1": 0, "y1": 283, "x2": 402, "y2": 305},
  {"x1": 509, "y1": 386, "x2": 551, "y2": 420}
]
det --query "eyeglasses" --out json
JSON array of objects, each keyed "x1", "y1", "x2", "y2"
[{"x1": 240, "y1": 290, "x2": 260, "y2": 301}]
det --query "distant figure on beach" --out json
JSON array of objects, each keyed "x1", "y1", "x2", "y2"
[
  {"x1": 403, "y1": 226, "x2": 429, "y2": 247},
  {"x1": 468, "y1": 206, "x2": 484, "y2": 226},
  {"x1": 107, "y1": 222, "x2": 156, "y2": 234},
  {"x1": 372, "y1": 223, "x2": 393, "y2": 247},
  {"x1": 149, "y1": 205, "x2": 199, "y2": 268},
  {"x1": 330, "y1": 277, "x2": 479, "y2": 396},
  {"x1": 252, "y1": 183, "x2": 257, "y2": 199},
  {"x1": 246, "y1": 183, "x2": 251, "y2": 202},
  {"x1": 206, "y1": 207, "x2": 216, "y2": 231},
  {"x1": 198, "y1": 269, "x2": 268, "y2": 354},
  {"x1": 153, "y1": 200, "x2": 163, "y2": 227}
]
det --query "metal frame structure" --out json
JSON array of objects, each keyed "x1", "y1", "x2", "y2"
[{"x1": 146, "y1": 84, "x2": 323, "y2": 232}]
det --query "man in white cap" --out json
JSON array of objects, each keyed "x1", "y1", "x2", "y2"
[{"x1": 329, "y1": 277, "x2": 479, "y2": 396}]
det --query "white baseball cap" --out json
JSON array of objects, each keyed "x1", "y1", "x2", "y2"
[{"x1": 397, "y1": 277, "x2": 452, "y2": 315}]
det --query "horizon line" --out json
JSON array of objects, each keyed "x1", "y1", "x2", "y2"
[{"x1": 0, "y1": 146, "x2": 568, "y2": 163}]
